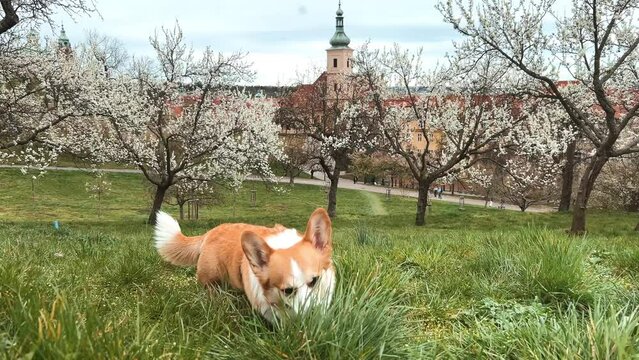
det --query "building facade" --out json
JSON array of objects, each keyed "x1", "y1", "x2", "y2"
[{"x1": 279, "y1": 2, "x2": 434, "y2": 154}]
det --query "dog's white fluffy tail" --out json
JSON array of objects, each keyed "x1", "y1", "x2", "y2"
[
  {"x1": 154, "y1": 211, "x2": 203, "y2": 266},
  {"x1": 154, "y1": 211, "x2": 182, "y2": 249}
]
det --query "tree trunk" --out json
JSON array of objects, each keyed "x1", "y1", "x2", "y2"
[
  {"x1": 570, "y1": 156, "x2": 608, "y2": 234},
  {"x1": 327, "y1": 175, "x2": 339, "y2": 218},
  {"x1": 179, "y1": 203, "x2": 185, "y2": 220},
  {"x1": 559, "y1": 140, "x2": 576, "y2": 212},
  {"x1": 415, "y1": 180, "x2": 431, "y2": 226},
  {"x1": 626, "y1": 192, "x2": 639, "y2": 213},
  {"x1": 289, "y1": 173, "x2": 295, "y2": 185},
  {"x1": 635, "y1": 221, "x2": 639, "y2": 232},
  {"x1": 148, "y1": 185, "x2": 169, "y2": 225}
]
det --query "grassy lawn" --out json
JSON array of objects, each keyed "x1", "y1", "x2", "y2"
[{"x1": 1, "y1": 168, "x2": 639, "y2": 359}]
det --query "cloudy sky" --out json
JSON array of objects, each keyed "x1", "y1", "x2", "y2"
[{"x1": 52, "y1": 0, "x2": 460, "y2": 85}]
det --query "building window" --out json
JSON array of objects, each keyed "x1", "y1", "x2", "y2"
[
  {"x1": 417, "y1": 133, "x2": 423, "y2": 142},
  {"x1": 347, "y1": 59, "x2": 350, "y2": 67},
  {"x1": 334, "y1": 83, "x2": 338, "y2": 92},
  {"x1": 333, "y1": 58, "x2": 338, "y2": 67}
]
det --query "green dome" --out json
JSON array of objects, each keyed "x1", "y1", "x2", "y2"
[
  {"x1": 58, "y1": 25, "x2": 70, "y2": 48},
  {"x1": 330, "y1": 31, "x2": 350, "y2": 48},
  {"x1": 329, "y1": 2, "x2": 351, "y2": 48}
]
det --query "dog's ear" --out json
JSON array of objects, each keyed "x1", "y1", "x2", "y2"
[
  {"x1": 303, "y1": 208, "x2": 332, "y2": 254},
  {"x1": 241, "y1": 231, "x2": 273, "y2": 273}
]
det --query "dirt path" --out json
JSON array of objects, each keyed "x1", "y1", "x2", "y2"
[{"x1": 362, "y1": 191, "x2": 388, "y2": 216}]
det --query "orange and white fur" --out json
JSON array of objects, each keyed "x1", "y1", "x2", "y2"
[{"x1": 154, "y1": 208, "x2": 336, "y2": 322}]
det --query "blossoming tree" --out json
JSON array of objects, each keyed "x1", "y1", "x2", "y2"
[
  {"x1": 438, "y1": 0, "x2": 639, "y2": 233},
  {"x1": 85, "y1": 169, "x2": 111, "y2": 218},
  {"x1": 591, "y1": 156, "x2": 639, "y2": 227},
  {"x1": 497, "y1": 154, "x2": 561, "y2": 212},
  {"x1": 354, "y1": 44, "x2": 567, "y2": 225},
  {"x1": 280, "y1": 134, "x2": 313, "y2": 185},
  {"x1": 0, "y1": 49, "x2": 102, "y2": 169},
  {"x1": 0, "y1": 0, "x2": 98, "y2": 169},
  {"x1": 275, "y1": 72, "x2": 379, "y2": 218},
  {"x1": 0, "y1": 0, "x2": 95, "y2": 50},
  {"x1": 64, "y1": 24, "x2": 283, "y2": 224}
]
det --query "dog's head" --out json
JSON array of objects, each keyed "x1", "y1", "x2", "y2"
[{"x1": 241, "y1": 208, "x2": 335, "y2": 319}]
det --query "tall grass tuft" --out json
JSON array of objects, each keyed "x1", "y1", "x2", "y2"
[
  {"x1": 612, "y1": 247, "x2": 639, "y2": 275},
  {"x1": 207, "y1": 263, "x2": 414, "y2": 359},
  {"x1": 441, "y1": 300, "x2": 639, "y2": 359},
  {"x1": 515, "y1": 229, "x2": 591, "y2": 305},
  {"x1": 354, "y1": 222, "x2": 388, "y2": 246}
]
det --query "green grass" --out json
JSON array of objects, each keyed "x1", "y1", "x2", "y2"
[
  {"x1": 1, "y1": 168, "x2": 639, "y2": 359},
  {"x1": 362, "y1": 190, "x2": 388, "y2": 216}
]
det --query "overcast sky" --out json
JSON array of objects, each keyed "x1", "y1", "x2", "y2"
[{"x1": 51, "y1": 0, "x2": 460, "y2": 85}]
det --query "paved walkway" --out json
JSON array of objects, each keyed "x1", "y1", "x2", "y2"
[
  {"x1": 0, "y1": 165, "x2": 554, "y2": 213},
  {"x1": 282, "y1": 177, "x2": 552, "y2": 213},
  {"x1": 301, "y1": 169, "x2": 553, "y2": 213}
]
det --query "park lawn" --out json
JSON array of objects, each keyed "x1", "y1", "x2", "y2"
[{"x1": 1, "y1": 168, "x2": 639, "y2": 359}]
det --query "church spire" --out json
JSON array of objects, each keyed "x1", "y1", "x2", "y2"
[
  {"x1": 58, "y1": 24, "x2": 71, "y2": 48},
  {"x1": 329, "y1": 1, "x2": 351, "y2": 49},
  {"x1": 57, "y1": 24, "x2": 73, "y2": 57}
]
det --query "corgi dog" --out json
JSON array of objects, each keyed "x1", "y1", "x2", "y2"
[{"x1": 154, "y1": 208, "x2": 336, "y2": 322}]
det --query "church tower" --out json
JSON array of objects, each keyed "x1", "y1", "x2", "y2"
[
  {"x1": 57, "y1": 25, "x2": 72, "y2": 57},
  {"x1": 326, "y1": 1, "x2": 353, "y2": 76}
]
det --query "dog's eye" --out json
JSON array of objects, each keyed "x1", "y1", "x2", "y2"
[
  {"x1": 282, "y1": 287, "x2": 295, "y2": 296},
  {"x1": 308, "y1": 276, "x2": 319, "y2": 288}
]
